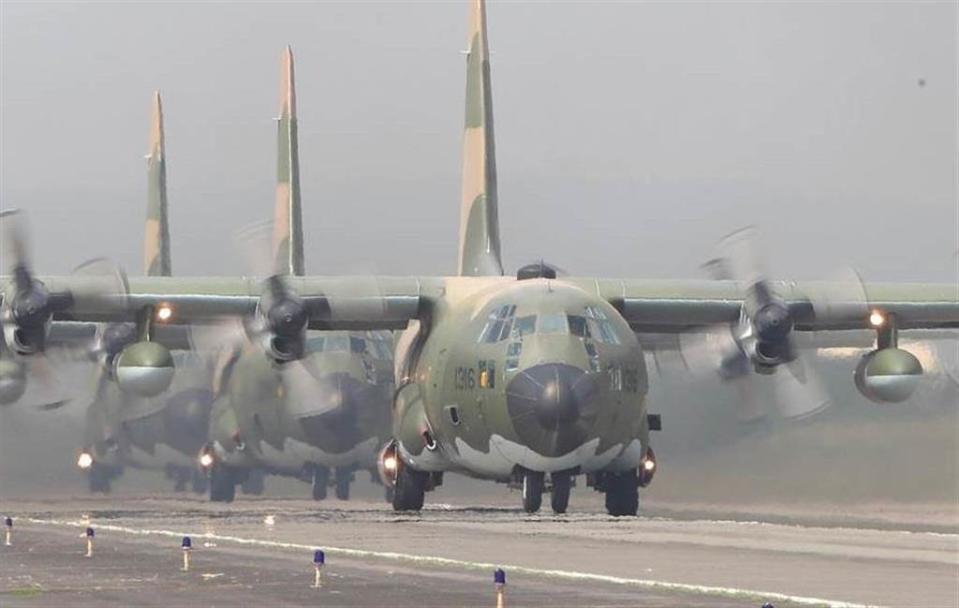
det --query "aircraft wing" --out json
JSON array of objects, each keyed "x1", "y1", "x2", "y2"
[
  {"x1": 564, "y1": 278, "x2": 959, "y2": 333},
  {"x1": 13, "y1": 275, "x2": 958, "y2": 334},
  {"x1": 33, "y1": 275, "x2": 438, "y2": 331}
]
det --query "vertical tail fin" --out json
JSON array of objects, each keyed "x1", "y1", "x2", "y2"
[
  {"x1": 273, "y1": 46, "x2": 305, "y2": 277},
  {"x1": 457, "y1": 0, "x2": 503, "y2": 277},
  {"x1": 144, "y1": 90, "x2": 171, "y2": 277}
]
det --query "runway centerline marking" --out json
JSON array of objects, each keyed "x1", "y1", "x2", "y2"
[{"x1": 24, "y1": 517, "x2": 876, "y2": 608}]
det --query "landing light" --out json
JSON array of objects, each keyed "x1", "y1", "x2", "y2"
[
  {"x1": 383, "y1": 456, "x2": 398, "y2": 472},
  {"x1": 156, "y1": 303, "x2": 173, "y2": 322},
  {"x1": 199, "y1": 452, "x2": 214, "y2": 468},
  {"x1": 642, "y1": 459, "x2": 656, "y2": 472},
  {"x1": 869, "y1": 310, "x2": 885, "y2": 328},
  {"x1": 77, "y1": 452, "x2": 94, "y2": 470}
]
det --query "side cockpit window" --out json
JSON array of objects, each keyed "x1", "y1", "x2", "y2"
[
  {"x1": 478, "y1": 304, "x2": 517, "y2": 343},
  {"x1": 585, "y1": 306, "x2": 622, "y2": 345}
]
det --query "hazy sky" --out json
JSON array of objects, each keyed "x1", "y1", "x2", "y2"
[{"x1": 2, "y1": 1, "x2": 956, "y2": 282}]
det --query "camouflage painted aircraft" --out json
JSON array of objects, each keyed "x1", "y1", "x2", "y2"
[
  {"x1": 75, "y1": 92, "x2": 215, "y2": 493},
  {"x1": 1, "y1": 0, "x2": 956, "y2": 516},
  {"x1": 195, "y1": 47, "x2": 395, "y2": 503}
]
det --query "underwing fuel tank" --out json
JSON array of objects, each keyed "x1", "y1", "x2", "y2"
[
  {"x1": 115, "y1": 341, "x2": 175, "y2": 397},
  {"x1": 854, "y1": 347, "x2": 923, "y2": 403}
]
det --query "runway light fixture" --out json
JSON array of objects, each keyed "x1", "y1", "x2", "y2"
[
  {"x1": 869, "y1": 310, "x2": 885, "y2": 328},
  {"x1": 77, "y1": 451, "x2": 94, "y2": 470}
]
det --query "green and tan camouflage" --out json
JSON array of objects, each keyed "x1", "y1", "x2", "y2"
[
  {"x1": 5, "y1": 0, "x2": 958, "y2": 514},
  {"x1": 457, "y1": 0, "x2": 502, "y2": 277},
  {"x1": 272, "y1": 46, "x2": 305, "y2": 277},
  {"x1": 144, "y1": 91, "x2": 171, "y2": 277}
]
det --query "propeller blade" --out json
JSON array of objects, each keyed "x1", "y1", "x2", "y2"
[
  {"x1": 771, "y1": 351, "x2": 831, "y2": 419},
  {"x1": 804, "y1": 266, "x2": 869, "y2": 326},
  {"x1": 731, "y1": 375, "x2": 767, "y2": 423},
  {"x1": 0, "y1": 209, "x2": 32, "y2": 291}
]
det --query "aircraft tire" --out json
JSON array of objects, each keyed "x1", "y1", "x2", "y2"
[
  {"x1": 191, "y1": 470, "x2": 208, "y2": 495},
  {"x1": 88, "y1": 465, "x2": 112, "y2": 494},
  {"x1": 334, "y1": 468, "x2": 351, "y2": 500},
  {"x1": 604, "y1": 470, "x2": 638, "y2": 517},
  {"x1": 241, "y1": 468, "x2": 265, "y2": 496},
  {"x1": 312, "y1": 465, "x2": 329, "y2": 500},
  {"x1": 550, "y1": 473, "x2": 572, "y2": 514},
  {"x1": 209, "y1": 464, "x2": 236, "y2": 503},
  {"x1": 392, "y1": 464, "x2": 427, "y2": 511},
  {"x1": 522, "y1": 471, "x2": 544, "y2": 513}
]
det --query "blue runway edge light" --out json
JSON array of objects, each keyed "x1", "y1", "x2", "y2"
[
  {"x1": 313, "y1": 550, "x2": 325, "y2": 565},
  {"x1": 494, "y1": 568, "x2": 506, "y2": 585},
  {"x1": 86, "y1": 527, "x2": 95, "y2": 538},
  {"x1": 181, "y1": 536, "x2": 192, "y2": 549}
]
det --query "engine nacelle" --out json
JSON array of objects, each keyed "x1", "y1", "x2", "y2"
[
  {"x1": 854, "y1": 348, "x2": 923, "y2": 403},
  {"x1": 0, "y1": 358, "x2": 27, "y2": 405},
  {"x1": 1, "y1": 317, "x2": 50, "y2": 357},
  {"x1": 114, "y1": 341, "x2": 175, "y2": 397}
]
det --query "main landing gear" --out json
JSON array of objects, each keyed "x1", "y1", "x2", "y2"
[
  {"x1": 310, "y1": 465, "x2": 355, "y2": 501},
  {"x1": 520, "y1": 469, "x2": 574, "y2": 514},
  {"x1": 393, "y1": 463, "x2": 429, "y2": 511}
]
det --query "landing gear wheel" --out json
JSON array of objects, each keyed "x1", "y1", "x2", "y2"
[
  {"x1": 604, "y1": 469, "x2": 638, "y2": 517},
  {"x1": 312, "y1": 465, "x2": 329, "y2": 501},
  {"x1": 241, "y1": 468, "x2": 265, "y2": 496},
  {"x1": 209, "y1": 463, "x2": 236, "y2": 503},
  {"x1": 191, "y1": 469, "x2": 208, "y2": 495},
  {"x1": 88, "y1": 464, "x2": 112, "y2": 494},
  {"x1": 334, "y1": 468, "x2": 352, "y2": 501},
  {"x1": 392, "y1": 464, "x2": 427, "y2": 511},
  {"x1": 173, "y1": 468, "x2": 190, "y2": 492},
  {"x1": 522, "y1": 471, "x2": 544, "y2": 513},
  {"x1": 550, "y1": 473, "x2": 572, "y2": 514}
]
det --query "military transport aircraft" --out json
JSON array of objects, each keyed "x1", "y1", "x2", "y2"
[
  {"x1": 194, "y1": 47, "x2": 395, "y2": 503},
  {"x1": 1, "y1": 0, "x2": 955, "y2": 516},
  {"x1": 73, "y1": 92, "x2": 215, "y2": 494}
]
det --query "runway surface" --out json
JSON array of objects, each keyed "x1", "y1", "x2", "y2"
[{"x1": 2, "y1": 496, "x2": 956, "y2": 607}]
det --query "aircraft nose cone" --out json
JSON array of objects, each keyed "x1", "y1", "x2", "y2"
[{"x1": 506, "y1": 363, "x2": 599, "y2": 456}]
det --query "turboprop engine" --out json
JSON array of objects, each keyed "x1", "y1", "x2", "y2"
[
  {"x1": 114, "y1": 340, "x2": 175, "y2": 398},
  {"x1": 854, "y1": 347, "x2": 923, "y2": 403}
]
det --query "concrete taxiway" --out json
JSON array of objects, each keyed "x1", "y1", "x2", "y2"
[{"x1": 2, "y1": 496, "x2": 957, "y2": 607}]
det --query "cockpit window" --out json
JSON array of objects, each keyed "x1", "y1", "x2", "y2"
[
  {"x1": 511, "y1": 315, "x2": 536, "y2": 338},
  {"x1": 537, "y1": 313, "x2": 568, "y2": 334},
  {"x1": 567, "y1": 315, "x2": 590, "y2": 338},
  {"x1": 478, "y1": 304, "x2": 517, "y2": 343},
  {"x1": 306, "y1": 335, "x2": 351, "y2": 353},
  {"x1": 585, "y1": 306, "x2": 622, "y2": 344},
  {"x1": 350, "y1": 336, "x2": 367, "y2": 353}
]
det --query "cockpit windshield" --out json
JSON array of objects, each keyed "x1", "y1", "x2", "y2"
[
  {"x1": 306, "y1": 335, "x2": 351, "y2": 353},
  {"x1": 478, "y1": 305, "x2": 622, "y2": 344}
]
